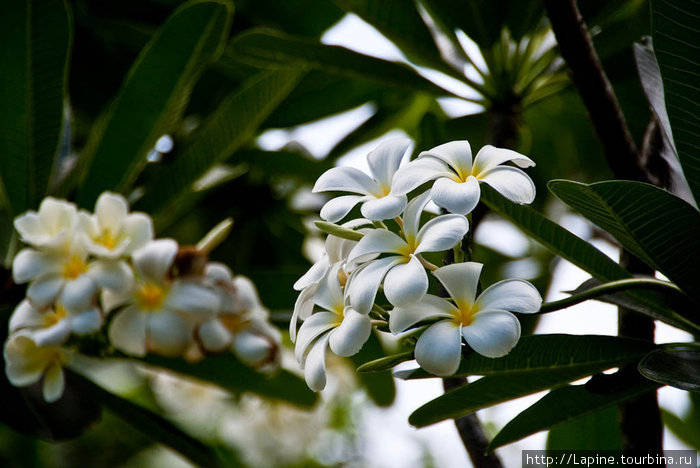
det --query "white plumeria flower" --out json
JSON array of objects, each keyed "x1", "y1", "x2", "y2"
[
  {"x1": 291, "y1": 219, "x2": 373, "y2": 342},
  {"x1": 107, "y1": 239, "x2": 219, "y2": 357},
  {"x1": 13, "y1": 197, "x2": 79, "y2": 251},
  {"x1": 345, "y1": 192, "x2": 469, "y2": 314},
  {"x1": 392, "y1": 141, "x2": 536, "y2": 215},
  {"x1": 78, "y1": 192, "x2": 153, "y2": 259},
  {"x1": 9, "y1": 299, "x2": 102, "y2": 346},
  {"x1": 390, "y1": 262, "x2": 542, "y2": 376},
  {"x1": 4, "y1": 333, "x2": 72, "y2": 403},
  {"x1": 12, "y1": 240, "x2": 133, "y2": 312},
  {"x1": 313, "y1": 139, "x2": 411, "y2": 222},
  {"x1": 295, "y1": 264, "x2": 371, "y2": 391}
]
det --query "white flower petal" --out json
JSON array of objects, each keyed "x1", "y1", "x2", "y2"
[
  {"x1": 313, "y1": 166, "x2": 379, "y2": 195},
  {"x1": 303, "y1": 334, "x2": 330, "y2": 392},
  {"x1": 415, "y1": 320, "x2": 462, "y2": 376},
  {"x1": 320, "y1": 195, "x2": 365, "y2": 223},
  {"x1": 101, "y1": 288, "x2": 131, "y2": 313},
  {"x1": 3, "y1": 335, "x2": 47, "y2": 386},
  {"x1": 328, "y1": 309, "x2": 371, "y2": 357},
  {"x1": 432, "y1": 262, "x2": 482, "y2": 307},
  {"x1": 462, "y1": 310, "x2": 521, "y2": 358},
  {"x1": 33, "y1": 320, "x2": 71, "y2": 347},
  {"x1": 401, "y1": 191, "x2": 432, "y2": 239},
  {"x1": 472, "y1": 145, "x2": 535, "y2": 175},
  {"x1": 69, "y1": 307, "x2": 103, "y2": 334},
  {"x1": 291, "y1": 285, "x2": 317, "y2": 342},
  {"x1": 9, "y1": 300, "x2": 45, "y2": 333},
  {"x1": 60, "y1": 276, "x2": 98, "y2": 312},
  {"x1": 347, "y1": 230, "x2": 407, "y2": 265},
  {"x1": 389, "y1": 294, "x2": 456, "y2": 334},
  {"x1": 147, "y1": 311, "x2": 193, "y2": 356},
  {"x1": 205, "y1": 262, "x2": 233, "y2": 284},
  {"x1": 165, "y1": 281, "x2": 219, "y2": 319},
  {"x1": 314, "y1": 263, "x2": 344, "y2": 313},
  {"x1": 391, "y1": 157, "x2": 453, "y2": 196},
  {"x1": 13, "y1": 214, "x2": 43, "y2": 242},
  {"x1": 132, "y1": 239, "x2": 177, "y2": 283},
  {"x1": 27, "y1": 274, "x2": 64, "y2": 308},
  {"x1": 231, "y1": 276, "x2": 263, "y2": 312},
  {"x1": 360, "y1": 194, "x2": 407, "y2": 221},
  {"x1": 414, "y1": 214, "x2": 469, "y2": 254},
  {"x1": 95, "y1": 192, "x2": 129, "y2": 231},
  {"x1": 15, "y1": 198, "x2": 77, "y2": 248},
  {"x1": 475, "y1": 279, "x2": 542, "y2": 314},
  {"x1": 232, "y1": 330, "x2": 276, "y2": 367},
  {"x1": 479, "y1": 166, "x2": 536, "y2": 204},
  {"x1": 89, "y1": 260, "x2": 134, "y2": 294},
  {"x1": 367, "y1": 138, "x2": 411, "y2": 187},
  {"x1": 42, "y1": 363, "x2": 65, "y2": 403},
  {"x1": 347, "y1": 256, "x2": 402, "y2": 314},
  {"x1": 108, "y1": 305, "x2": 147, "y2": 356},
  {"x1": 12, "y1": 249, "x2": 58, "y2": 283},
  {"x1": 121, "y1": 213, "x2": 154, "y2": 255},
  {"x1": 420, "y1": 140, "x2": 473, "y2": 176},
  {"x1": 430, "y1": 175, "x2": 481, "y2": 215},
  {"x1": 293, "y1": 255, "x2": 329, "y2": 291},
  {"x1": 383, "y1": 255, "x2": 428, "y2": 307},
  {"x1": 294, "y1": 311, "x2": 337, "y2": 363},
  {"x1": 198, "y1": 319, "x2": 232, "y2": 352}
]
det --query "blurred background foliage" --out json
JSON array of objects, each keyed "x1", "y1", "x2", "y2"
[{"x1": 1, "y1": 0, "x2": 698, "y2": 466}]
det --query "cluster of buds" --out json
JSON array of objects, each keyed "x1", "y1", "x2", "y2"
[
  {"x1": 293, "y1": 140, "x2": 543, "y2": 391},
  {"x1": 5, "y1": 193, "x2": 280, "y2": 402}
]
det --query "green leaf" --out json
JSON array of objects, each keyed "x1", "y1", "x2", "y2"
[
  {"x1": 407, "y1": 335, "x2": 656, "y2": 427},
  {"x1": 357, "y1": 351, "x2": 414, "y2": 373},
  {"x1": 76, "y1": 0, "x2": 233, "y2": 208},
  {"x1": 138, "y1": 69, "x2": 304, "y2": 218},
  {"x1": 142, "y1": 354, "x2": 319, "y2": 408},
  {"x1": 480, "y1": 185, "x2": 700, "y2": 333},
  {"x1": 78, "y1": 373, "x2": 228, "y2": 468},
  {"x1": 228, "y1": 29, "x2": 451, "y2": 96},
  {"x1": 0, "y1": 0, "x2": 72, "y2": 216},
  {"x1": 490, "y1": 373, "x2": 659, "y2": 449},
  {"x1": 652, "y1": 0, "x2": 700, "y2": 206},
  {"x1": 399, "y1": 334, "x2": 655, "y2": 380},
  {"x1": 639, "y1": 349, "x2": 700, "y2": 392},
  {"x1": 350, "y1": 332, "x2": 396, "y2": 407},
  {"x1": 547, "y1": 407, "x2": 622, "y2": 451},
  {"x1": 548, "y1": 180, "x2": 700, "y2": 303}
]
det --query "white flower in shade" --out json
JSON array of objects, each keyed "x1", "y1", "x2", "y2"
[
  {"x1": 392, "y1": 141, "x2": 536, "y2": 215},
  {"x1": 9, "y1": 299, "x2": 103, "y2": 346},
  {"x1": 12, "y1": 241, "x2": 133, "y2": 312},
  {"x1": 313, "y1": 139, "x2": 411, "y2": 222},
  {"x1": 294, "y1": 264, "x2": 371, "y2": 391},
  {"x1": 13, "y1": 197, "x2": 78, "y2": 251},
  {"x1": 107, "y1": 239, "x2": 219, "y2": 357},
  {"x1": 4, "y1": 333, "x2": 72, "y2": 403},
  {"x1": 345, "y1": 192, "x2": 469, "y2": 314},
  {"x1": 389, "y1": 262, "x2": 542, "y2": 376},
  {"x1": 78, "y1": 192, "x2": 153, "y2": 259}
]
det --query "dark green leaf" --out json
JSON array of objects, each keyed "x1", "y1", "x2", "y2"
[
  {"x1": 399, "y1": 334, "x2": 655, "y2": 380},
  {"x1": 548, "y1": 180, "x2": 700, "y2": 303},
  {"x1": 652, "y1": 0, "x2": 700, "y2": 206},
  {"x1": 481, "y1": 185, "x2": 700, "y2": 333},
  {"x1": 491, "y1": 373, "x2": 658, "y2": 449},
  {"x1": 228, "y1": 29, "x2": 451, "y2": 96},
  {"x1": 351, "y1": 332, "x2": 396, "y2": 407},
  {"x1": 77, "y1": 373, "x2": 227, "y2": 468},
  {"x1": 0, "y1": 0, "x2": 72, "y2": 215},
  {"x1": 357, "y1": 351, "x2": 414, "y2": 373},
  {"x1": 142, "y1": 353, "x2": 319, "y2": 408},
  {"x1": 547, "y1": 407, "x2": 622, "y2": 450},
  {"x1": 234, "y1": 0, "x2": 343, "y2": 37},
  {"x1": 138, "y1": 69, "x2": 304, "y2": 218},
  {"x1": 77, "y1": 0, "x2": 234, "y2": 207},
  {"x1": 639, "y1": 349, "x2": 700, "y2": 392}
]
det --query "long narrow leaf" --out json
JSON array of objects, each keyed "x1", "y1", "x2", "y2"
[
  {"x1": 0, "y1": 0, "x2": 72, "y2": 215},
  {"x1": 76, "y1": 0, "x2": 233, "y2": 208}
]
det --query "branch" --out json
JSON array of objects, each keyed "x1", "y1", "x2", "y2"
[{"x1": 543, "y1": 0, "x2": 648, "y2": 182}]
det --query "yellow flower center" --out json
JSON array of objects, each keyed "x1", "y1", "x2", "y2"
[
  {"x1": 136, "y1": 283, "x2": 167, "y2": 311},
  {"x1": 62, "y1": 255, "x2": 88, "y2": 279},
  {"x1": 456, "y1": 301, "x2": 479, "y2": 327},
  {"x1": 95, "y1": 229, "x2": 118, "y2": 250},
  {"x1": 44, "y1": 304, "x2": 68, "y2": 327}
]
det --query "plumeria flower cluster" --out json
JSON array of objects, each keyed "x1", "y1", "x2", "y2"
[
  {"x1": 5, "y1": 193, "x2": 280, "y2": 402},
  {"x1": 293, "y1": 139, "x2": 542, "y2": 390}
]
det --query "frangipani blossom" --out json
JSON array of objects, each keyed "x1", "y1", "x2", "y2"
[
  {"x1": 12, "y1": 240, "x2": 133, "y2": 312},
  {"x1": 390, "y1": 262, "x2": 542, "y2": 376},
  {"x1": 294, "y1": 264, "x2": 371, "y2": 391},
  {"x1": 313, "y1": 139, "x2": 411, "y2": 222},
  {"x1": 345, "y1": 192, "x2": 469, "y2": 314},
  {"x1": 13, "y1": 197, "x2": 79, "y2": 251},
  {"x1": 392, "y1": 141, "x2": 536, "y2": 215},
  {"x1": 107, "y1": 239, "x2": 219, "y2": 357},
  {"x1": 79, "y1": 192, "x2": 153, "y2": 259},
  {"x1": 4, "y1": 333, "x2": 72, "y2": 403},
  {"x1": 9, "y1": 299, "x2": 102, "y2": 346}
]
